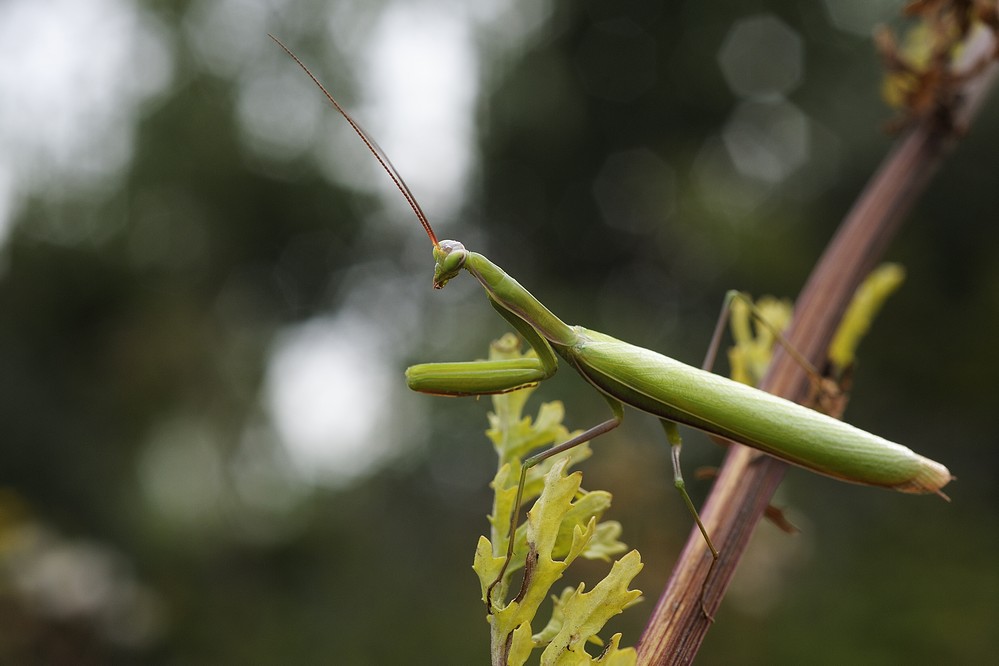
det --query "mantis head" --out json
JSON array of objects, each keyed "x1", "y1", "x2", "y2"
[{"x1": 433, "y1": 240, "x2": 467, "y2": 289}]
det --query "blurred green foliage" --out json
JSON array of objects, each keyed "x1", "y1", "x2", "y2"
[{"x1": 0, "y1": 0, "x2": 997, "y2": 664}]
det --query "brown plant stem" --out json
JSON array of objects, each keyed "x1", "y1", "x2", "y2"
[{"x1": 636, "y1": 27, "x2": 998, "y2": 666}]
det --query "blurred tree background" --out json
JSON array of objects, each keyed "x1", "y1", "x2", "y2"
[{"x1": 0, "y1": 0, "x2": 996, "y2": 663}]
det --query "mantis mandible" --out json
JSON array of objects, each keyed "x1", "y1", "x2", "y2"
[{"x1": 270, "y1": 35, "x2": 953, "y2": 604}]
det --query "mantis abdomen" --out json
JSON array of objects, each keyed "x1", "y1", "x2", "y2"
[{"x1": 565, "y1": 327, "x2": 951, "y2": 495}]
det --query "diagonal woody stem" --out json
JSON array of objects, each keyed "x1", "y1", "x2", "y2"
[{"x1": 636, "y1": 25, "x2": 998, "y2": 666}]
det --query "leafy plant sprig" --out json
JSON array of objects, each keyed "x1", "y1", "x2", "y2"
[{"x1": 472, "y1": 334, "x2": 643, "y2": 666}]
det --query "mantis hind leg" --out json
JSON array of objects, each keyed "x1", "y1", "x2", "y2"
[
  {"x1": 704, "y1": 290, "x2": 848, "y2": 418},
  {"x1": 703, "y1": 290, "x2": 819, "y2": 379}
]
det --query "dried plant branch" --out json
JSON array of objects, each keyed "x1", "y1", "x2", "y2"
[{"x1": 636, "y1": 21, "x2": 998, "y2": 666}]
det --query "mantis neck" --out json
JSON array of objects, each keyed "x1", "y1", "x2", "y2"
[{"x1": 464, "y1": 252, "x2": 579, "y2": 348}]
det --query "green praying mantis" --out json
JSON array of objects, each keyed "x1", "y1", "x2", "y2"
[{"x1": 269, "y1": 35, "x2": 953, "y2": 607}]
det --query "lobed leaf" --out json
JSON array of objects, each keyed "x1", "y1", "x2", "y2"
[
  {"x1": 538, "y1": 550, "x2": 644, "y2": 664},
  {"x1": 727, "y1": 295, "x2": 792, "y2": 387},
  {"x1": 477, "y1": 336, "x2": 641, "y2": 665},
  {"x1": 828, "y1": 263, "x2": 906, "y2": 372}
]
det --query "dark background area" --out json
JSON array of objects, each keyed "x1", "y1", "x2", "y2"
[{"x1": 0, "y1": 0, "x2": 996, "y2": 663}]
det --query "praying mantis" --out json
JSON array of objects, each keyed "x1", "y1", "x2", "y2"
[{"x1": 269, "y1": 35, "x2": 953, "y2": 606}]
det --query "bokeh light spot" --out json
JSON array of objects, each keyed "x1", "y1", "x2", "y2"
[
  {"x1": 718, "y1": 15, "x2": 803, "y2": 99},
  {"x1": 265, "y1": 312, "x2": 400, "y2": 487},
  {"x1": 824, "y1": 0, "x2": 896, "y2": 36},
  {"x1": 722, "y1": 99, "x2": 810, "y2": 184}
]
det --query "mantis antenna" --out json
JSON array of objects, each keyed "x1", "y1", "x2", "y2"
[{"x1": 268, "y1": 34, "x2": 440, "y2": 248}]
